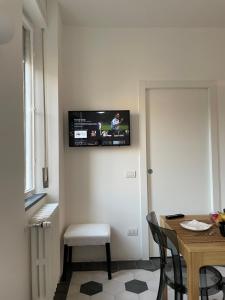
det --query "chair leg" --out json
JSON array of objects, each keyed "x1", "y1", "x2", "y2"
[
  {"x1": 222, "y1": 283, "x2": 225, "y2": 300},
  {"x1": 62, "y1": 244, "x2": 69, "y2": 281},
  {"x1": 200, "y1": 287, "x2": 209, "y2": 300},
  {"x1": 200, "y1": 267, "x2": 209, "y2": 300},
  {"x1": 156, "y1": 266, "x2": 166, "y2": 300},
  {"x1": 175, "y1": 291, "x2": 183, "y2": 300},
  {"x1": 105, "y1": 243, "x2": 112, "y2": 280}
]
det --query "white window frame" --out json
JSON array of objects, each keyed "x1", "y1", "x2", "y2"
[{"x1": 23, "y1": 15, "x2": 35, "y2": 198}]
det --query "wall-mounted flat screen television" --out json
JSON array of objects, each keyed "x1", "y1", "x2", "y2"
[{"x1": 68, "y1": 110, "x2": 130, "y2": 147}]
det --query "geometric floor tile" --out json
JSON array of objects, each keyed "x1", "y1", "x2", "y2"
[
  {"x1": 139, "y1": 290, "x2": 158, "y2": 300},
  {"x1": 134, "y1": 269, "x2": 155, "y2": 282},
  {"x1": 54, "y1": 260, "x2": 225, "y2": 300},
  {"x1": 113, "y1": 270, "x2": 134, "y2": 283},
  {"x1": 92, "y1": 292, "x2": 115, "y2": 300},
  {"x1": 148, "y1": 258, "x2": 161, "y2": 271},
  {"x1": 103, "y1": 279, "x2": 125, "y2": 295},
  {"x1": 80, "y1": 281, "x2": 103, "y2": 295},
  {"x1": 125, "y1": 279, "x2": 148, "y2": 294},
  {"x1": 89, "y1": 271, "x2": 108, "y2": 284},
  {"x1": 115, "y1": 291, "x2": 139, "y2": 300},
  {"x1": 66, "y1": 269, "x2": 225, "y2": 300}
]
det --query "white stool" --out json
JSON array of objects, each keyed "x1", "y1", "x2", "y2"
[{"x1": 62, "y1": 224, "x2": 112, "y2": 280}]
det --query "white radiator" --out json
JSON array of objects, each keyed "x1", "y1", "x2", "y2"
[{"x1": 30, "y1": 203, "x2": 59, "y2": 300}]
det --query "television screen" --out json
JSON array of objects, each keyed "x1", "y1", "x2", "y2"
[{"x1": 68, "y1": 110, "x2": 130, "y2": 147}]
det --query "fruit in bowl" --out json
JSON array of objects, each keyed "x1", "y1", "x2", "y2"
[{"x1": 211, "y1": 212, "x2": 225, "y2": 224}]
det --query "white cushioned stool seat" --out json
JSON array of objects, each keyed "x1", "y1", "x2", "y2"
[
  {"x1": 62, "y1": 223, "x2": 112, "y2": 281},
  {"x1": 64, "y1": 223, "x2": 110, "y2": 246}
]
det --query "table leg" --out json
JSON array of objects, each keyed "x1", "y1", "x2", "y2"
[
  {"x1": 162, "y1": 287, "x2": 168, "y2": 300},
  {"x1": 187, "y1": 253, "x2": 201, "y2": 300}
]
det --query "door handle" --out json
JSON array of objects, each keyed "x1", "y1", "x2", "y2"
[{"x1": 147, "y1": 169, "x2": 153, "y2": 174}]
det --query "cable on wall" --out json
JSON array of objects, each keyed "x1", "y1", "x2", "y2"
[{"x1": 41, "y1": 28, "x2": 49, "y2": 188}]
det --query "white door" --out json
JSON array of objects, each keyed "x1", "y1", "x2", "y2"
[{"x1": 146, "y1": 88, "x2": 212, "y2": 254}]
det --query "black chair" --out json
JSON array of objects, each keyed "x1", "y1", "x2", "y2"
[{"x1": 146, "y1": 211, "x2": 224, "y2": 300}]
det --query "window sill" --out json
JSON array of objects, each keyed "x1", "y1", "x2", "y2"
[{"x1": 25, "y1": 193, "x2": 47, "y2": 211}]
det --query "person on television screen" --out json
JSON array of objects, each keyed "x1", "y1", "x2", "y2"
[
  {"x1": 90, "y1": 130, "x2": 96, "y2": 137},
  {"x1": 98, "y1": 122, "x2": 102, "y2": 134},
  {"x1": 111, "y1": 113, "x2": 123, "y2": 131}
]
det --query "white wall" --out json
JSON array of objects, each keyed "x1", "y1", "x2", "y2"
[
  {"x1": 62, "y1": 27, "x2": 225, "y2": 260},
  {"x1": 0, "y1": 1, "x2": 30, "y2": 299},
  {"x1": 45, "y1": 0, "x2": 65, "y2": 275},
  {"x1": 58, "y1": 1, "x2": 66, "y2": 259},
  {"x1": 0, "y1": 1, "x2": 64, "y2": 298}
]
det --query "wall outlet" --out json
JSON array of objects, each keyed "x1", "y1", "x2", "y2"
[
  {"x1": 126, "y1": 170, "x2": 136, "y2": 178},
  {"x1": 127, "y1": 228, "x2": 138, "y2": 236}
]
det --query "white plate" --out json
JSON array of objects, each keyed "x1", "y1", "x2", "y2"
[{"x1": 180, "y1": 220, "x2": 213, "y2": 231}]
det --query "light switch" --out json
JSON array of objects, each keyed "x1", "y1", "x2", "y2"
[{"x1": 126, "y1": 170, "x2": 136, "y2": 178}]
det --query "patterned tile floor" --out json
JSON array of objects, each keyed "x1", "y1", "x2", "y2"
[{"x1": 66, "y1": 266, "x2": 225, "y2": 300}]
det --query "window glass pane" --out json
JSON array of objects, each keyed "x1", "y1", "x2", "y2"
[{"x1": 23, "y1": 26, "x2": 34, "y2": 193}]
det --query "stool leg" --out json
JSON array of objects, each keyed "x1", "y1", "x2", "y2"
[
  {"x1": 69, "y1": 246, "x2": 73, "y2": 270},
  {"x1": 105, "y1": 243, "x2": 112, "y2": 280},
  {"x1": 62, "y1": 244, "x2": 68, "y2": 281}
]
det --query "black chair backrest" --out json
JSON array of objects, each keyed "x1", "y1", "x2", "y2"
[{"x1": 146, "y1": 212, "x2": 183, "y2": 287}]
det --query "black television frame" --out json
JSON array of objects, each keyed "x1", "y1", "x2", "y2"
[{"x1": 68, "y1": 110, "x2": 131, "y2": 147}]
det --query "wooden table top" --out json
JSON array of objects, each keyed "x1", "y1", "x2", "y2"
[
  {"x1": 160, "y1": 215, "x2": 225, "y2": 252},
  {"x1": 161, "y1": 214, "x2": 225, "y2": 300}
]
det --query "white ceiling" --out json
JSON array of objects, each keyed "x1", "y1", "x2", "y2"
[{"x1": 58, "y1": 0, "x2": 225, "y2": 28}]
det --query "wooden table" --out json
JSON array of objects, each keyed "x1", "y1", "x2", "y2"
[{"x1": 160, "y1": 215, "x2": 225, "y2": 300}]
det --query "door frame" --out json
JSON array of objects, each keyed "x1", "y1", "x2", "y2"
[{"x1": 139, "y1": 80, "x2": 220, "y2": 259}]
